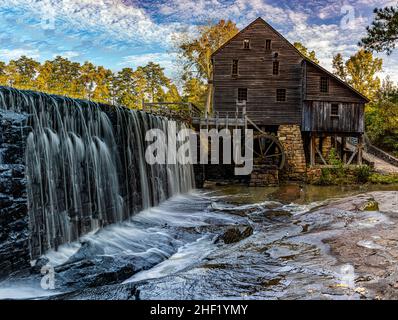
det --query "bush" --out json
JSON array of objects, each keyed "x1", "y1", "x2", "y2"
[
  {"x1": 354, "y1": 165, "x2": 371, "y2": 183},
  {"x1": 368, "y1": 173, "x2": 398, "y2": 184}
]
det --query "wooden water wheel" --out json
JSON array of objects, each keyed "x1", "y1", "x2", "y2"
[{"x1": 252, "y1": 132, "x2": 285, "y2": 170}]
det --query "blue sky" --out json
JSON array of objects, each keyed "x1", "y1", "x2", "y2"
[{"x1": 0, "y1": 0, "x2": 397, "y2": 82}]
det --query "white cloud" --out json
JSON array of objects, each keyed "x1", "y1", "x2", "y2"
[
  {"x1": 52, "y1": 51, "x2": 79, "y2": 59},
  {"x1": 0, "y1": 48, "x2": 40, "y2": 60}
]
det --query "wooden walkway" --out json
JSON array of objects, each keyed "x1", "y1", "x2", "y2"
[{"x1": 346, "y1": 142, "x2": 398, "y2": 174}]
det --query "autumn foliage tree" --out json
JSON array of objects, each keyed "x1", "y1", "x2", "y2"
[
  {"x1": 293, "y1": 42, "x2": 320, "y2": 64},
  {"x1": 332, "y1": 49, "x2": 382, "y2": 100},
  {"x1": 0, "y1": 55, "x2": 177, "y2": 110},
  {"x1": 175, "y1": 19, "x2": 238, "y2": 112}
]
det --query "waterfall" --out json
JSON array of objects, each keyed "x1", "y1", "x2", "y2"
[{"x1": 0, "y1": 86, "x2": 194, "y2": 259}]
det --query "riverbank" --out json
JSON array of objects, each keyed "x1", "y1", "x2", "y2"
[{"x1": 0, "y1": 185, "x2": 397, "y2": 300}]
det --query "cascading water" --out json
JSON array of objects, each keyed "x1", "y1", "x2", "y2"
[{"x1": 0, "y1": 86, "x2": 194, "y2": 259}]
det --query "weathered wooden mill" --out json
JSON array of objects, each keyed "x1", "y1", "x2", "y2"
[{"x1": 145, "y1": 17, "x2": 369, "y2": 186}]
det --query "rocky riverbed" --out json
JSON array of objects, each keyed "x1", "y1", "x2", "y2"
[{"x1": 0, "y1": 185, "x2": 397, "y2": 300}]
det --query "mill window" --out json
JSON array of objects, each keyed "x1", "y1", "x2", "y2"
[
  {"x1": 331, "y1": 103, "x2": 339, "y2": 116},
  {"x1": 232, "y1": 59, "x2": 239, "y2": 76},
  {"x1": 273, "y1": 61, "x2": 279, "y2": 75},
  {"x1": 320, "y1": 77, "x2": 329, "y2": 93},
  {"x1": 265, "y1": 39, "x2": 272, "y2": 51},
  {"x1": 276, "y1": 89, "x2": 286, "y2": 102},
  {"x1": 243, "y1": 39, "x2": 250, "y2": 49},
  {"x1": 238, "y1": 88, "x2": 248, "y2": 102}
]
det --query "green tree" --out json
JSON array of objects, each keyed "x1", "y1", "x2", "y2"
[
  {"x1": 138, "y1": 62, "x2": 170, "y2": 103},
  {"x1": 6, "y1": 56, "x2": 40, "y2": 90},
  {"x1": 176, "y1": 19, "x2": 238, "y2": 112},
  {"x1": 112, "y1": 67, "x2": 148, "y2": 109},
  {"x1": 0, "y1": 61, "x2": 7, "y2": 85},
  {"x1": 164, "y1": 84, "x2": 182, "y2": 103},
  {"x1": 182, "y1": 77, "x2": 207, "y2": 107},
  {"x1": 332, "y1": 53, "x2": 347, "y2": 81},
  {"x1": 332, "y1": 49, "x2": 382, "y2": 100},
  {"x1": 293, "y1": 42, "x2": 320, "y2": 64},
  {"x1": 42, "y1": 56, "x2": 81, "y2": 97},
  {"x1": 360, "y1": 6, "x2": 398, "y2": 55}
]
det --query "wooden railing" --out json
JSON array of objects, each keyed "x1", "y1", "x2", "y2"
[{"x1": 142, "y1": 101, "x2": 203, "y2": 124}]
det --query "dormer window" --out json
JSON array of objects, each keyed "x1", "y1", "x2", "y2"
[
  {"x1": 243, "y1": 39, "x2": 250, "y2": 49},
  {"x1": 265, "y1": 39, "x2": 272, "y2": 51}
]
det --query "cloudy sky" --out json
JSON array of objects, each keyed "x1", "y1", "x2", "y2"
[{"x1": 0, "y1": 0, "x2": 397, "y2": 82}]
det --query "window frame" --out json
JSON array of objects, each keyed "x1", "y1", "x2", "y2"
[
  {"x1": 265, "y1": 39, "x2": 272, "y2": 51},
  {"x1": 237, "y1": 88, "x2": 248, "y2": 103},
  {"x1": 273, "y1": 61, "x2": 279, "y2": 75},
  {"x1": 330, "y1": 103, "x2": 340, "y2": 117},
  {"x1": 276, "y1": 89, "x2": 286, "y2": 102},
  {"x1": 320, "y1": 76, "x2": 329, "y2": 93},
  {"x1": 232, "y1": 59, "x2": 239, "y2": 77},
  {"x1": 243, "y1": 39, "x2": 250, "y2": 49}
]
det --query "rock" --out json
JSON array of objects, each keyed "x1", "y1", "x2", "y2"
[
  {"x1": 359, "y1": 199, "x2": 379, "y2": 211},
  {"x1": 222, "y1": 225, "x2": 253, "y2": 244}
]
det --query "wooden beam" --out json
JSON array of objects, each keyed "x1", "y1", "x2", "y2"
[
  {"x1": 310, "y1": 133, "x2": 316, "y2": 166},
  {"x1": 315, "y1": 145, "x2": 327, "y2": 165},
  {"x1": 357, "y1": 135, "x2": 363, "y2": 165},
  {"x1": 340, "y1": 136, "x2": 346, "y2": 163}
]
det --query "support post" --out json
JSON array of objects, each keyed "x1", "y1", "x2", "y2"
[
  {"x1": 341, "y1": 136, "x2": 346, "y2": 163},
  {"x1": 310, "y1": 133, "x2": 316, "y2": 166},
  {"x1": 357, "y1": 135, "x2": 363, "y2": 165}
]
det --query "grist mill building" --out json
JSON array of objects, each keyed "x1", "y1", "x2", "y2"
[{"x1": 208, "y1": 17, "x2": 369, "y2": 183}]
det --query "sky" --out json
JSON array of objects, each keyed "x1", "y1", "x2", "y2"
[{"x1": 0, "y1": 0, "x2": 397, "y2": 83}]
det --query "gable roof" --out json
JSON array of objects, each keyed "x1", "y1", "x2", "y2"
[{"x1": 211, "y1": 17, "x2": 369, "y2": 103}]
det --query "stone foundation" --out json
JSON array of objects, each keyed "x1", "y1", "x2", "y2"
[
  {"x1": 277, "y1": 125, "x2": 306, "y2": 180},
  {"x1": 0, "y1": 110, "x2": 31, "y2": 278},
  {"x1": 249, "y1": 165, "x2": 279, "y2": 187},
  {"x1": 321, "y1": 136, "x2": 332, "y2": 159}
]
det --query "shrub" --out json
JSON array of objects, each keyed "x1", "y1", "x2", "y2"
[{"x1": 354, "y1": 165, "x2": 371, "y2": 183}]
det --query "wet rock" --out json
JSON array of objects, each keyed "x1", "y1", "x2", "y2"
[
  {"x1": 359, "y1": 199, "x2": 379, "y2": 211},
  {"x1": 222, "y1": 226, "x2": 253, "y2": 244}
]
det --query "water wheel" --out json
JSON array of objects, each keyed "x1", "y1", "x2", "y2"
[{"x1": 252, "y1": 133, "x2": 285, "y2": 170}]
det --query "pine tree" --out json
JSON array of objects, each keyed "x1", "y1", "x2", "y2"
[{"x1": 360, "y1": 6, "x2": 398, "y2": 55}]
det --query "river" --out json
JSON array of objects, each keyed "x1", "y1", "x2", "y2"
[{"x1": 0, "y1": 183, "x2": 397, "y2": 300}]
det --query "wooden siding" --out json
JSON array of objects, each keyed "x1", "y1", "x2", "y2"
[
  {"x1": 212, "y1": 19, "x2": 303, "y2": 125},
  {"x1": 305, "y1": 63, "x2": 365, "y2": 103},
  {"x1": 302, "y1": 101, "x2": 364, "y2": 134}
]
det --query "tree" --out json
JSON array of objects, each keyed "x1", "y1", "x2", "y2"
[
  {"x1": 6, "y1": 56, "x2": 40, "y2": 89},
  {"x1": 331, "y1": 49, "x2": 382, "y2": 100},
  {"x1": 112, "y1": 67, "x2": 148, "y2": 109},
  {"x1": 345, "y1": 49, "x2": 382, "y2": 100},
  {"x1": 176, "y1": 19, "x2": 238, "y2": 112},
  {"x1": 0, "y1": 61, "x2": 7, "y2": 85},
  {"x1": 182, "y1": 78, "x2": 207, "y2": 107},
  {"x1": 138, "y1": 62, "x2": 170, "y2": 103},
  {"x1": 360, "y1": 6, "x2": 398, "y2": 55},
  {"x1": 43, "y1": 56, "x2": 81, "y2": 97},
  {"x1": 164, "y1": 84, "x2": 182, "y2": 103},
  {"x1": 332, "y1": 53, "x2": 347, "y2": 81},
  {"x1": 293, "y1": 42, "x2": 320, "y2": 64}
]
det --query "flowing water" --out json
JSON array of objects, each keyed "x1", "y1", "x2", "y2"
[
  {"x1": 1, "y1": 86, "x2": 397, "y2": 300},
  {"x1": 1, "y1": 183, "x2": 396, "y2": 300},
  {"x1": 0, "y1": 87, "x2": 194, "y2": 258}
]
